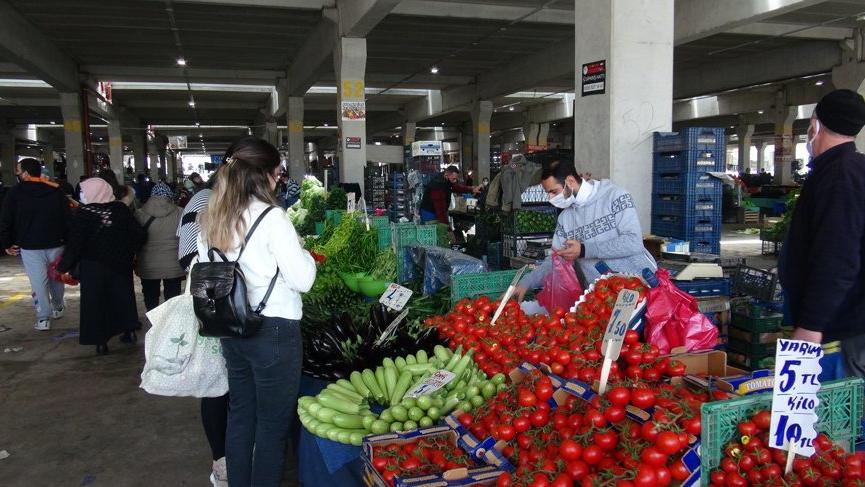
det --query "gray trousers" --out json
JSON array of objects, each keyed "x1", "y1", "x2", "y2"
[
  {"x1": 20, "y1": 247, "x2": 65, "y2": 321},
  {"x1": 841, "y1": 333, "x2": 865, "y2": 379}
]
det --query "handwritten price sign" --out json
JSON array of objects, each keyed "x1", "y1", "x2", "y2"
[
  {"x1": 601, "y1": 289, "x2": 640, "y2": 361},
  {"x1": 379, "y1": 283, "x2": 413, "y2": 312},
  {"x1": 769, "y1": 339, "x2": 823, "y2": 457},
  {"x1": 405, "y1": 370, "x2": 455, "y2": 398}
]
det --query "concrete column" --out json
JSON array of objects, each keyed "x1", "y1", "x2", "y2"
[
  {"x1": 265, "y1": 120, "x2": 279, "y2": 147},
  {"x1": 107, "y1": 118, "x2": 124, "y2": 181},
  {"x1": 286, "y1": 96, "x2": 305, "y2": 180},
  {"x1": 471, "y1": 100, "x2": 493, "y2": 181},
  {"x1": 573, "y1": 0, "x2": 674, "y2": 229},
  {"x1": 772, "y1": 103, "x2": 797, "y2": 185},
  {"x1": 167, "y1": 151, "x2": 177, "y2": 183},
  {"x1": 831, "y1": 48, "x2": 865, "y2": 150},
  {"x1": 59, "y1": 92, "x2": 86, "y2": 185},
  {"x1": 334, "y1": 37, "x2": 367, "y2": 186},
  {"x1": 737, "y1": 124, "x2": 755, "y2": 174},
  {"x1": 755, "y1": 141, "x2": 765, "y2": 172},
  {"x1": 131, "y1": 131, "x2": 146, "y2": 173},
  {"x1": 0, "y1": 132, "x2": 14, "y2": 186},
  {"x1": 523, "y1": 122, "x2": 539, "y2": 147},
  {"x1": 538, "y1": 123, "x2": 550, "y2": 148},
  {"x1": 147, "y1": 139, "x2": 159, "y2": 175},
  {"x1": 402, "y1": 122, "x2": 416, "y2": 146},
  {"x1": 41, "y1": 144, "x2": 54, "y2": 175}
]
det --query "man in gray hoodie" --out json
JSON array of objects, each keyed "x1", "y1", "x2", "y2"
[{"x1": 515, "y1": 160, "x2": 656, "y2": 299}]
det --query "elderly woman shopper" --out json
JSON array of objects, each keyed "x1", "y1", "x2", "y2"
[
  {"x1": 58, "y1": 177, "x2": 145, "y2": 354},
  {"x1": 135, "y1": 183, "x2": 185, "y2": 311}
]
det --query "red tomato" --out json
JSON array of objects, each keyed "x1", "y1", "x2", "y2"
[
  {"x1": 669, "y1": 459, "x2": 691, "y2": 481},
  {"x1": 710, "y1": 470, "x2": 726, "y2": 486},
  {"x1": 665, "y1": 360, "x2": 686, "y2": 377},
  {"x1": 565, "y1": 460, "x2": 590, "y2": 481},
  {"x1": 604, "y1": 405, "x2": 626, "y2": 424},
  {"x1": 655, "y1": 466, "x2": 672, "y2": 487},
  {"x1": 497, "y1": 424, "x2": 515, "y2": 442},
  {"x1": 372, "y1": 456, "x2": 388, "y2": 472},
  {"x1": 655, "y1": 431, "x2": 683, "y2": 455},
  {"x1": 551, "y1": 474, "x2": 574, "y2": 487},
  {"x1": 593, "y1": 430, "x2": 618, "y2": 451},
  {"x1": 581, "y1": 445, "x2": 604, "y2": 465},
  {"x1": 607, "y1": 387, "x2": 631, "y2": 407},
  {"x1": 631, "y1": 389, "x2": 656, "y2": 409},
  {"x1": 753, "y1": 411, "x2": 771, "y2": 430},
  {"x1": 634, "y1": 465, "x2": 657, "y2": 487},
  {"x1": 530, "y1": 473, "x2": 550, "y2": 487},
  {"x1": 682, "y1": 416, "x2": 702, "y2": 436},
  {"x1": 641, "y1": 421, "x2": 660, "y2": 443},
  {"x1": 513, "y1": 416, "x2": 530, "y2": 433},
  {"x1": 559, "y1": 439, "x2": 583, "y2": 462},
  {"x1": 640, "y1": 446, "x2": 668, "y2": 467},
  {"x1": 624, "y1": 329, "x2": 640, "y2": 344},
  {"x1": 737, "y1": 421, "x2": 758, "y2": 437}
]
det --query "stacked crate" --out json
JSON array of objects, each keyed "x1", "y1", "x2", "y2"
[
  {"x1": 364, "y1": 166, "x2": 388, "y2": 211},
  {"x1": 651, "y1": 128, "x2": 725, "y2": 255},
  {"x1": 389, "y1": 172, "x2": 411, "y2": 222},
  {"x1": 727, "y1": 266, "x2": 785, "y2": 370}
]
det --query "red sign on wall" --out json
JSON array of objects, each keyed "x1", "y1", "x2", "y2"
[{"x1": 581, "y1": 60, "x2": 606, "y2": 96}]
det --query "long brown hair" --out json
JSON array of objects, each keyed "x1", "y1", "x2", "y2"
[{"x1": 201, "y1": 137, "x2": 280, "y2": 251}]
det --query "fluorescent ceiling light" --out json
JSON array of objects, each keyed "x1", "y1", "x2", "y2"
[
  {"x1": 176, "y1": 57, "x2": 187, "y2": 66},
  {"x1": 188, "y1": 100, "x2": 196, "y2": 107},
  {"x1": 430, "y1": 66, "x2": 439, "y2": 74}
]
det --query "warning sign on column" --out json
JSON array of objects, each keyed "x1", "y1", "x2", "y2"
[{"x1": 581, "y1": 60, "x2": 606, "y2": 96}]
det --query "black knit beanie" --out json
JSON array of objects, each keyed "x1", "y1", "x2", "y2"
[{"x1": 815, "y1": 89, "x2": 865, "y2": 136}]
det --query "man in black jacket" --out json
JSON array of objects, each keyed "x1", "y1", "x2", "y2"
[
  {"x1": 778, "y1": 89, "x2": 865, "y2": 377},
  {"x1": 0, "y1": 158, "x2": 70, "y2": 331}
]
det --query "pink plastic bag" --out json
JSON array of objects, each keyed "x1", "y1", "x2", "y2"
[
  {"x1": 644, "y1": 268, "x2": 718, "y2": 353},
  {"x1": 537, "y1": 255, "x2": 583, "y2": 314}
]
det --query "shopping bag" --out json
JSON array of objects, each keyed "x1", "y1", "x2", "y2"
[
  {"x1": 537, "y1": 255, "x2": 583, "y2": 314},
  {"x1": 644, "y1": 268, "x2": 719, "y2": 354},
  {"x1": 140, "y1": 274, "x2": 228, "y2": 398},
  {"x1": 47, "y1": 254, "x2": 79, "y2": 286}
]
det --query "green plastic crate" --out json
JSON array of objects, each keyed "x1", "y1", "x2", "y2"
[
  {"x1": 727, "y1": 326, "x2": 785, "y2": 345},
  {"x1": 395, "y1": 223, "x2": 438, "y2": 250},
  {"x1": 325, "y1": 210, "x2": 345, "y2": 227},
  {"x1": 731, "y1": 312, "x2": 783, "y2": 333},
  {"x1": 727, "y1": 337, "x2": 776, "y2": 356},
  {"x1": 701, "y1": 378, "x2": 864, "y2": 485},
  {"x1": 376, "y1": 226, "x2": 392, "y2": 251},
  {"x1": 451, "y1": 269, "x2": 518, "y2": 305},
  {"x1": 370, "y1": 215, "x2": 389, "y2": 229},
  {"x1": 314, "y1": 221, "x2": 324, "y2": 235}
]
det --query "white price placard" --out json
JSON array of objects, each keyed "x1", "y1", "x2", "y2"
[
  {"x1": 769, "y1": 339, "x2": 823, "y2": 457},
  {"x1": 346, "y1": 193, "x2": 356, "y2": 213},
  {"x1": 379, "y1": 283, "x2": 413, "y2": 311},
  {"x1": 405, "y1": 370, "x2": 456, "y2": 398},
  {"x1": 600, "y1": 289, "x2": 640, "y2": 361}
]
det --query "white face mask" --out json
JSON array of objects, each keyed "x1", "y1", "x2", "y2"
[
  {"x1": 806, "y1": 119, "x2": 821, "y2": 157},
  {"x1": 574, "y1": 180, "x2": 594, "y2": 206},
  {"x1": 549, "y1": 184, "x2": 577, "y2": 209}
]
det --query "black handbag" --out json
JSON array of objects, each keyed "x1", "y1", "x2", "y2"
[{"x1": 190, "y1": 206, "x2": 279, "y2": 338}]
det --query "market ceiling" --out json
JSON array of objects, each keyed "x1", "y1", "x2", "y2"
[{"x1": 0, "y1": 0, "x2": 863, "y2": 151}]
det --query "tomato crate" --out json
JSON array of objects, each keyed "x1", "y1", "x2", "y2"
[
  {"x1": 700, "y1": 377, "x2": 864, "y2": 484},
  {"x1": 450, "y1": 269, "x2": 518, "y2": 305},
  {"x1": 654, "y1": 127, "x2": 726, "y2": 153}
]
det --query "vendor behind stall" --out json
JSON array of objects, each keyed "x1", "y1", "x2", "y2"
[
  {"x1": 419, "y1": 166, "x2": 479, "y2": 224},
  {"x1": 778, "y1": 89, "x2": 865, "y2": 378},
  {"x1": 515, "y1": 160, "x2": 657, "y2": 299}
]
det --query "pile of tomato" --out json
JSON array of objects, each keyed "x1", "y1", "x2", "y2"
[
  {"x1": 368, "y1": 434, "x2": 476, "y2": 486},
  {"x1": 709, "y1": 411, "x2": 864, "y2": 487}
]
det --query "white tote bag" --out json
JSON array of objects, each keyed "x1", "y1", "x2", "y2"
[{"x1": 140, "y1": 269, "x2": 229, "y2": 398}]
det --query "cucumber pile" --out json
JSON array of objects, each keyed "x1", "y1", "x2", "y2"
[{"x1": 297, "y1": 345, "x2": 507, "y2": 445}]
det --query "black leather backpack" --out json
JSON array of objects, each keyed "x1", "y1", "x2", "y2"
[{"x1": 191, "y1": 206, "x2": 279, "y2": 338}]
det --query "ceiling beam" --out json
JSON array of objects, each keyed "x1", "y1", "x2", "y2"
[
  {"x1": 144, "y1": 0, "x2": 332, "y2": 9},
  {"x1": 338, "y1": 0, "x2": 402, "y2": 37},
  {"x1": 674, "y1": 41, "x2": 840, "y2": 99},
  {"x1": 286, "y1": 10, "x2": 338, "y2": 97},
  {"x1": 725, "y1": 22, "x2": 853, "y2": 40},
  {"x1": 0, "y1": 0, "x2": 79, "y2": 92},
  {"x1": 391, "y1": 1, "x2": 574, "y2": 25},
  {"x1": 82, "y1": 65, "x2": 284, "y2": 85},
  {"x1": 673, "y1": 80, "x2": 830, "y2": 122},
  {"x1": 674, "y1": 0, "x2": 827, "y2": 45}
]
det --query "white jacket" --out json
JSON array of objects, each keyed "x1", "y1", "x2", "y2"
[{"x1": 196, "y1": 198, "x2": 316, "y2": 320}]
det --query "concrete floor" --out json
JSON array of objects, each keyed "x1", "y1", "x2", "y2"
[{"x1": 0, "y1": 255, "x2": 213, "y2": 486}]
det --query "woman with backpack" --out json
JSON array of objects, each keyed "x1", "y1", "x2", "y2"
[
  {"x1": 196, "y1": 137, "x2": 316, "y2": 487},
  {"x1": 58, "y1": 177, "x2": 145, "y2": 354},
  {"x1": 134, "y1": 182, "x2": 185, "y2": 311}
]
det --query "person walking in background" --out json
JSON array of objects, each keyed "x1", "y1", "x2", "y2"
[
  {"x1": 134, "y1": 173, "x2": 153, "y2": 204},
  {"x1": 0, "y1": 158, "x2": 70, "y2": 330},
  {"x1": 97, "y1": 168, "x2": 138, "y2": 209},
  {"x1": 58, "y1": 177, "x2": 145, "y2": 354},
  {"x1": 419, "y1": 165, "x2": 480, "y2": 224},
  {"x1": 779, "y1": 89, "x2": 865, "y2": 378},
  {"x1": 198, "y1": 137, "x2": 316, "y2": 487},
  {"x1": 135, "y1": 182, "x2": 185, "y2": 311}
]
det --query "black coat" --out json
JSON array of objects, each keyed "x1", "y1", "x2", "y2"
[
  {"x1": 779, "y1": 142, "x2": 865, "y2": 342},
  {"x1": 0, "y1": 180, "x2": 70, "y2": 250}
]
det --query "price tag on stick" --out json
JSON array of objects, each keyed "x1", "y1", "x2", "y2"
[
  {"x1": 374, "y1": 308, "x2": 410, "y2": 347},
  {"x1": 379, "y1": 283, "x2": 413, "y2": 312},
  {"x1": 769, "y1": 339, "x2": 823, "y2": 472},
  {"x1": 597, "y1": 289, "x2": 640, "y2": 395},
  {"x1": 405, "y1": 370, "x2": 456, "y2": 398},
  {"x1": 491, "y1": 266, "x2": 528, "y2": 326}
]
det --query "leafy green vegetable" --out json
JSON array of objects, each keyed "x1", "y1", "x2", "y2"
[
  {"x1": 326, "y1": 187, "x2": 347, "y2": 210},
  {"x1": 370, "y1": 250, "x2": 397, "y2": 281}
]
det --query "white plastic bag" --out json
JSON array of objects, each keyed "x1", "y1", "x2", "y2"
[{"x1": 140, "y1": 274, "x2": 228, "y2": 398}]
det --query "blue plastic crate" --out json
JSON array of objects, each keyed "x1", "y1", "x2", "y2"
[
  {"x1": 674, "y1": 277, "x2": 731, "y2": 297},
  {"x1": 652, "y1": 194, "x2": 721, "y2": 219},
  {"x1": 653, "y1": 171, "x2": 721, "y2": 196},
  {"x1": 653, "y1": 128, "x2": 725, "y2": 153},
  {"x1": 653, "y1": 149, "x2": 724, "y2": 173},
  {"x1": 651, "y1": 213, "x2": 721, "y2": 239},
  {"x1": 691, "y1": 240, "x2": 721, "y2": 255}
]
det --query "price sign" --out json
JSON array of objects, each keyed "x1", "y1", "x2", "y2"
[
  {"x1": 346, "y1": 192, "x2": 356, "y2": 213},
  {"x1": 374, "y1": 308, "x2": 410, "y2": 347},
  {"x1": 405, "y1": 370, "x2": 456, "y2": 398},
  {"x1": 379, "y1": 283, "x2": 413, "y2": 312},
  {"x1": 601, "y1": 289, "x2": 640, "y2": 361},
  {"x1": 769, "y1": 339, "x2": 823, "y2": 459}
]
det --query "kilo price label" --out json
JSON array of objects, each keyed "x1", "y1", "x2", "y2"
[{"x1": 769, "y1": 339, "x2": 823, "y2": 457}]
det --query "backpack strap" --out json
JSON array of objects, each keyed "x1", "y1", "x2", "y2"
[
  {"x1": 236, "y1": 206, "x2": 280, "y2": 314},
  {"x1": 237, "y1": 206, "x2": 277, "y2": 260},
  {"x1": 254, "y1": 269, "x2": 279, "y2": 314},
  {"x1": 143, "y1": 216, "x2": 156, "y2": 231}
]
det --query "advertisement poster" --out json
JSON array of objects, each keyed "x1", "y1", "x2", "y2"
[
  {"x1": 341, "y1": 101, "x2": 366, "y2": 121},
  {"x1": 411, "y1": 140, "x2": 443, "y2": 157},
  {"x1": 345, "y1": 136, "x2": 361, "y2": 149},
  {"x1": 168, "y1": 135, "x2": 187, "y2": 150},
  {"x1": 581, "y1": 60, "x2": 606, "y2": 96}
]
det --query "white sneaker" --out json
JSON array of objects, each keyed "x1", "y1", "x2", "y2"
[
  {"x1": 34, "y1": 319, "x2": 51, "y2": 331},
  {"x1": 210, "y1": 457, "x2": 228, "y2": 487},
  {"x1": 51, "y1": 306, "x2": 64, "y2": 320}
]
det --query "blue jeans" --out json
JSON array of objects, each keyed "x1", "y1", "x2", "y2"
[
  {"x1": 221, "y1": 318, "x2": 302, "y2": 487},
  {"x1": 20, "y1": 246, "x2": 65, "y2": 320},
  {"x1": 420, "y1": 209, "x2": 438, "y2": 224}
]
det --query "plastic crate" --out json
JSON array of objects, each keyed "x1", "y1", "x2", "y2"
[
  {"x1": 731, "y1": 265, "x2": 778, "y2": 302},
  {"x1": 727, "y1": 325, "x2": 785, "y2": 346},
  {"x1": 451, "y1": 269, "x2": 519, "y2": 304},
  {"x1": 691, "y1": 240, "x2": 721, "y2": 255},
  {"x1": 653, "y1": 171, "x2": 721, "y2": 196},
  {"x1": 653, "y1": 127, "x2": 725, "y2": 153},
  {"x1": 394, "y1": 223, "x2": 438, "y2": 250},
  {"x1": 324, "y1": 210, "x2": 345, "y2": 227},
  {"x1": 502, "y1": 233, "x2": 554, "y2": 259},
  {"x1": 726, "y1": 336, "x2": 776, "y2": 356},
  {"x1": 701, "y1": 378, "x2": 864, "y2": 482},
  {"x1": 673, "y1": 277, "x2": 731, "y2": 297},
  {"x1": 653, "y1": 149, "x2": 724, "y2": 173},
  {"x1": 501, "y1": 207, "x2": 558, "y2": 235},
  {"x1": 651, "y1": 212, "x2": 721, "y2": 238},
  {"x1": 726, "y1": 352, "x2": 776, "y2": 371},
  {"x1": 731, "y1": 311, "x2": 783, "y2": 333},
  {"x1": 652, "y1": 194, "x2": 721, "y2": 219},
  {"x1": 376, "y1": 226, "x2": 392, "y2": 250}
]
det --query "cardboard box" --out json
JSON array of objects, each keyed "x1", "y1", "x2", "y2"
[
  {"x1": 716, "y1": 370, "x2": 775, "y2": 396},
  {"x1": 697, "y1": 296, "x2": 731, "y2": 329},
  {"x1": 362, "y1": 426, "x2": 511, "y2": 487}
]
